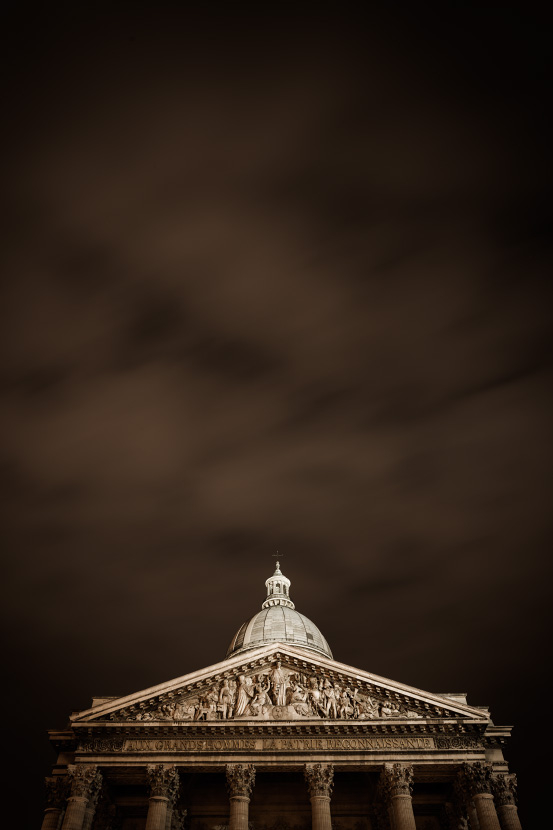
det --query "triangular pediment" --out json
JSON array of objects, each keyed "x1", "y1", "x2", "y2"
[{"x1": 71, "y1": 643, "x2": 488, "y2": 725}]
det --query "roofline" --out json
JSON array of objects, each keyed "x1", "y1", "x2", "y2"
[{"x1": 71, "y1": 642, "x2": 489, "y2": 722}]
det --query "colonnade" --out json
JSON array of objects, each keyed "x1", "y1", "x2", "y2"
[{"x1": 40, "y1": 761, "x2": 522, "y2": 830}]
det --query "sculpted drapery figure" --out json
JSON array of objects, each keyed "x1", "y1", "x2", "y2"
[
  {"x1": 218, "y1": 679, "x2": 235, "y2": 719},
  {"x1": 289, "y1": 681, "x2": 311, "y2": 716},
  {"x1": 269, "y1": 660, "x2": 288, "y2": 706},
  {"x1": 250, "y1": 677, "x2": 271, "y2": 716},
  {"x1": 235, "y1": 675, "x2": 254, "y2": 717},
  {"x1": 323, "y1": 679, "x2": 338, "y2": 718}
]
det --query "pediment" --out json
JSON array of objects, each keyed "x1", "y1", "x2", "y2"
[{"x1": 71, "y1": 643, "x2": 488, "y2": 725}]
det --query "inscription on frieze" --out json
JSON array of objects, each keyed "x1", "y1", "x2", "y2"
[{"x1": 79, "y1": 735, "x2": 437, "y2": 753}]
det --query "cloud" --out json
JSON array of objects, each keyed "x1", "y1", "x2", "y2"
[{"x1": 1, "y1": 8, "x2": 552, "y2": 825}]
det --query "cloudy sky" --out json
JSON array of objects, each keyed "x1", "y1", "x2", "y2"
[{"x1": 2, "y1": 6, "x2": 551, "y2": 826}]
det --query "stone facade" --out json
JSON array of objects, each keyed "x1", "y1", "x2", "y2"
[{"x1": 42, "y1": 566, "x2": 520, "y2": 829}]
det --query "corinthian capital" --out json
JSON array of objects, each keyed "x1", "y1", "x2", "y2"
[
  {"x1": 379, "y1": 763, "x2": 414, "y2": 800},
  {"x1": 67, "y1": 765, "x2": 102, "y2": 800},
  {"x1": 226, "y1": 764, "x2": 256, "y2": 798},
  {"x1": 44, "y1": 776, "x2": 70, "y2": 809},
  {"x1": 147, "y1": 765, "x2": 180, "y2": 801},
  {"x1": 456, "y1": 762, "x2": 493, "y2": 798},
  {"x1": 491, "y1": 773, "x2": 518, "y2": 806},
  {"x1": 304, "y1": 763, "x2": 334, "y2": 798}
]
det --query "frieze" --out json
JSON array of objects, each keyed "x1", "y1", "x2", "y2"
[
  {"x1": 99, "y1": 660, "x2": 441, "y2": 724},
  {"x1": 434, "y1": 736, "x2": 482, "y2": 750},
  {"x1": 79, "y1": 735, "x2": 437, "y2": 753},
  {"x1": 79, "y1": 738, "x2": 125, "y2": 753}
]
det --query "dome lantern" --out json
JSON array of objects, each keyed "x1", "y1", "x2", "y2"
[
  {"x1": 226, "y1": 562, "x2": 333, "y2": 660},
  {"x1": 262, "y1": 561, "x2": 295, "y2": 609}
]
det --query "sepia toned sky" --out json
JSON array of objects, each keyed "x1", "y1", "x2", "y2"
[{"x1": 2, "y1": 6, "x2": 552, "y2": 826}]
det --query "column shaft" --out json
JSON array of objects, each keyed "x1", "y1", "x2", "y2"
[
  {"x1": 310, "y1": 794, "x2": 332, "y2": 830},
  {"x1": 229, "y1": 795, "x2": 250, "y2": 830},
  {"x1": 497, "y1": 804, "x2": 522, "y2": 830},
  {"x1": 61, "y1": 797, "x2": 88, "y2": 830},
  {"x1": 390, "y1": 793, "x2": 416, "y2": 830},
  {"x1": 468, "y1": 803, "x2": 480, "y2": 829},
  {"x1": 473, "y1": 794, "x2": 501, "y2": 830},
  {"x1": 145, "y1": 796, "x2": 170, "y2": 830},
  {"x1": 41, "y1": 808, "x2": 63, "y2": 830},
  {"x1": 82, "y1": 806, "x2": 96, "y2": 830}
]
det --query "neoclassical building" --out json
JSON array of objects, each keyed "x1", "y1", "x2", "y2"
[{"x1": 42, "y1": 563, "x2": 521, "y2": 830}]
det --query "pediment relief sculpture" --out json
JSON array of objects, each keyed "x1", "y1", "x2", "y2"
[{"x1": 97, "y1": 659, "x2": 442, "y2": 723}]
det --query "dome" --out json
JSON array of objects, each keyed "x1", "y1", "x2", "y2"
[{"x1": 226, "y1": 562, "x2": 333, "y2": 659}]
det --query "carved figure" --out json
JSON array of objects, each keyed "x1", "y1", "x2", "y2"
[
  {"x1": 218, "y1": 680, "x2": 235, "y2": 719},
  {"x1": 289, "y1": 682, "x2": 310, "y2": 716},
  {"x1": 250, "y1": 677, "x2": 271, "y2": 716},
  {"x1": 338, "y1": 688, "x2": 353, "y2": 719},
  {"x1": 235, "y1": 675, "x2": 254, "y2": 717},
  {"x1": 307, "y1": 677, "x2": 326, "y2": 716},
  {"x1": 380, "y1": 700, "x2": 401, "y2": 718},
  {"x1": 357, "y1": 694, "x2": 379, "y2": 719},
  {"x1": 173, "y1": 700, "x2": 195, "y2": 720},
  {"x1": 269, "y1": 661, "x2": 288, "y2": 706},
  {"x1": 323, "y1": 679, "x2": 337, "y2": 719},
  {"x1": 205, "y1": 686, "x2": 219, "y2": 719}
]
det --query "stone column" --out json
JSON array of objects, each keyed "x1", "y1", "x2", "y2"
[
  {"x1": 378, "y1": 764, "x2": 416, "y2": 830},
  {"x1": 492, "y1": 775, "x2": 522, "y2": 830},
  {"x1": 145, "y1": 765, "x2": 180, "y2": 830},
  {"x1": 41, "y1": 777, "x2": 70, "y2": 830},
  {"x1": 456, "y1": 763, "x2": 501, "y2": 830},
  {"x1": 444, "y1": 801, "x2": 469, "y2": 830},
  {"x1": 304, "y1": 764, "x2": 334, "y2": 830},
  {"x1": 82, "y1": 771, "x2": 103, "y2": 830},
  {"x1": 93, "y1": 789, "x2": 119, "y2": 830},
  {"x1": 226, "y1": 764, "x2": 256, "y2": 830},
  {"x1": 61, "y1": 767, "x2": 100, "y2": 830},
  {"x1": 467, "y1": 802, "x2": 481, "y2": 829}
]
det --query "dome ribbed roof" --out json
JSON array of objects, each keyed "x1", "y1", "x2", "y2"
[{"x1": 226, "y1": 562, "x2": 333, "y2": 659}]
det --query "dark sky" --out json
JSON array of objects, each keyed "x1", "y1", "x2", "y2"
[{"x1": 2, "y1": 6, "x2": 552, "y2": 827}]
